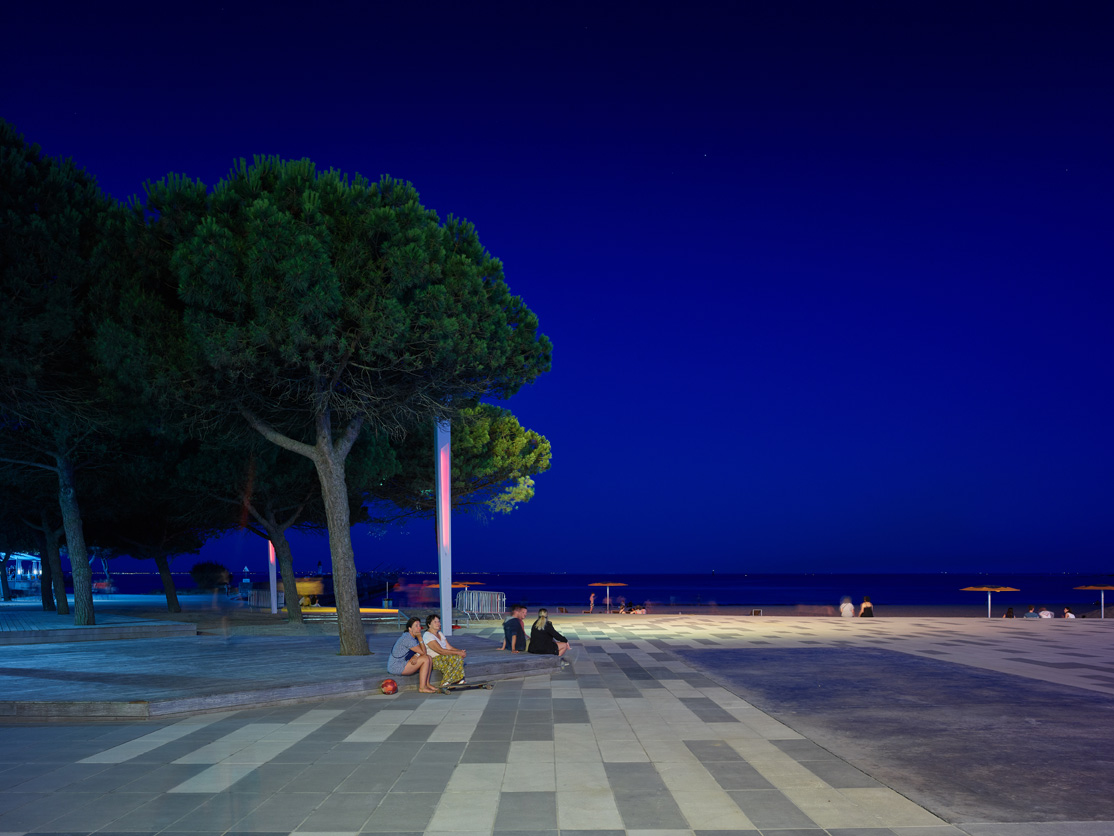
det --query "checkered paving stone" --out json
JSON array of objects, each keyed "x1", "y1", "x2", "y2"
[{"x1": 2, "y1": 615, "x2": 1111, "y2": 834}]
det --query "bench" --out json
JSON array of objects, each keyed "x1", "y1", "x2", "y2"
[{"x1": 296, "y1": 607, "x2": 404, "y2": 628}]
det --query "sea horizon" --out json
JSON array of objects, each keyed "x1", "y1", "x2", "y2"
[{"x1": 78, "y1": 569, "x2": 1112, "y2": 611}]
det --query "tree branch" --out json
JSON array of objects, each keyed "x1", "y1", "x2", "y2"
[
  {"x1": 240, "y1": 408, "x2": 316, "y2": 459},
  {"x1": 335, "y1": 416, "x2": 365, "y2": 461},
  {"x1": 0, "y1": 456, "x2": 59, "y2": 474}
]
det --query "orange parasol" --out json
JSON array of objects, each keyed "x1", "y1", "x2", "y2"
[
  {"x1": 429, "y1": 581, "x2": 485, "y2": 589},
  {"x1": 1074, "y1": 585, "x2": 1114, "y2": 618},
  {"x1": 589, "y1": 581, "x2": 628, "y2": 613},
  {"x1": 961, "y1": 586, "x2": 1019, "y2": 618}
]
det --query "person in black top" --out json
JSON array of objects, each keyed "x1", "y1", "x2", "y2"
[{"x1": 528, "y1": 608, "x2": 570, "y2": 657}]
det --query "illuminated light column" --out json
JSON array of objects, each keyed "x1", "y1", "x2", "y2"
[
  {"x1": 268, "y1": 541, "x2": 278, "y2": 614},
  {"x1": 435, "y1": 420, "x2": 452, "y2": 627}
]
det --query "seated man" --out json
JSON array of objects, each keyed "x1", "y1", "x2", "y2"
[
  {"x1": 501, "y1": 605, "x2": 528, "y2": 652},
  {"x1": 1038, "y1": 606, "x2": 1054, "y2": 618},
  {"x1": 1023, "y1": 605, "x2": 1041, "y2": 618}
]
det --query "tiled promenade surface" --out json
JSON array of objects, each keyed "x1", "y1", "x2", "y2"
[{"x1": 1, "y1": 609, "x2": 1112, "y2": 836}]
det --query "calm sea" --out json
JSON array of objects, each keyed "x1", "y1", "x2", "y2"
[{"x1": 94, "y1": 570, "x2": 1110, "y2": 610}]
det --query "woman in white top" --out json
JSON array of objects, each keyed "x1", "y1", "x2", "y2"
[{"x1": 423, "y1": 614, "x2": 466, "y2": 686}]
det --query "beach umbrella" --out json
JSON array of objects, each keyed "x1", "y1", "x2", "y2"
[
  {"x1": 589, "y1": 581, "x2": 627, "y2": 613},
  {"x1": 961, "y1": 586, "x2": 1019, "y2": 618},
  {"x1": 1073, "y1": 586, "x2": 1114, "y2": 618}
]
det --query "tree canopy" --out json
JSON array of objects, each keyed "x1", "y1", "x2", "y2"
[
  {"x1": 99, "y1": 156, "x2": 552, "y2": 654},
  {"x1": 368, "y1": 404, "x2": 552, "y2": 523}
]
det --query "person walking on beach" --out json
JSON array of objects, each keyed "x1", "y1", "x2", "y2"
[
  {"x1": 858, "y1": 596, "x2": 874, "y2": 617},
  {"x1": 588, "y1": 592, "x2": 595, "y2": 613},
  {"x1": 839, "y1": 596, "x2": 854, "y2": 618}
]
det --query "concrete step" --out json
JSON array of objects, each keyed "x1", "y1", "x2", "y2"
[{"x1": 0, "y1": 619, "x2": 196, "y2": 646}]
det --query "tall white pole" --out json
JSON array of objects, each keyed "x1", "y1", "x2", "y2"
[
  {"x1": 268, "y1": 541, "x2": 278, "y2": 614},
  {"x1": 435, "y1": 420, "x2": 452, "y2": 629}
]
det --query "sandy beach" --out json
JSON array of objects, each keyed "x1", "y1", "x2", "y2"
[
  {"x1": 532, "y1": 601, "x2": 1110, "y2": 619},
  {"x1": 17, "y1": 594, "x2": 1104, "y2": 633}
]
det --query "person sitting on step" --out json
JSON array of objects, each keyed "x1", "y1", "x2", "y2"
[
  {"x1": 527, "y1": 607, "x2": 570, "y2": 657},
  {"x1": 387, "y1": 617, "x2": 438, "y2": 694},
  {"x1": 423, "y1": 613, "x2": 466, "y2": 686}
]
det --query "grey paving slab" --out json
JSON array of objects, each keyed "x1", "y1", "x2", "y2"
[
  {"x1": 470, "y1": 726, "x2": 515, "y2": 741},
  {"x1": 93, "y1": 792, "x2": 212, "y2": 825},
  {"x1": 337, "y1": 762, "x2": 407, "y2": 793},
  {"x1": 492, "y1": 790, "x2": 557, "y2": 831},
  {"x1": 0, "y1": 791, "x2": 44, "y2": 814},
  {"x1": 708, "y1": 761, "x2": 776, "y2": 790},
  {"x1": 360, "y1": 791, "x2": 440, "y2": 832},
  {"x1": 37, "y1": 791, "x2": 159, "y2": 831},
  {"x1": 510, "y1": 724, "x2": 553, "y2": 741},
  {"x1": 163, "y1": 791, "x2": 269, "y2": 831},
  {"x1": 611, "y1": 786, "x2": 689, "y2": 829},
  {"x1": 0, "y1": 790, "x2": 100, "y2": 830},
  {"x1": 460, "y1": 741, "x2": 511, "y2": 763},
  {"x1": 410, "y1": 742, "x2": 467, "y2": 764},
  {"x1": 227, "y1": 790, "x2": 327, "y2": 830},
  {"x1": 798, "y1": 758, "x2": 883, "y2": 788},
  {"x1": 384, "y1": 724, "x2": 435, "y2": 742},
  {"x1": 297, "y1": 790, "x2": 382, "y2": 830},
  {"x1": 686, "y1": 739, "x2": 746, "y2": 761},
  {"x1": 726, "y1": 788, "x2": 820, "y2": 829},
  {"x1": 287, "y1": 761, "x2": 359, "y2": 792}
]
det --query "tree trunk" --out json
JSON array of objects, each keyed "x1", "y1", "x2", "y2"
[
  {"x1": 56, "y1": 456, "x2": 94, "y2": 625},
  {"x1": 242, "y1": 407, "x2": 366, "y2": 654},
  {"x1": 40, "y1": 512, "x2": 68, "y2": 615},
  {"x1": 270, "y1": 532, "x2": 303, "y2": 624},
  {"x1": 38, "y1": 534, "x2": 54, "y2": 611},
  {"x1": 313, "y1": 427, "x2": 367, "y2": 656},
  {"x1": 0, "y1": 554, "x2": 11, "y2": 601},
  {"x1": 154, "y1": 553, "x2": 182, "y2": 613}
]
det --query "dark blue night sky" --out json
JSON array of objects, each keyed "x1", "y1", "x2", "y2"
[{"x1": 4, "y1": 2, "x2": 1112, "y2": 574}]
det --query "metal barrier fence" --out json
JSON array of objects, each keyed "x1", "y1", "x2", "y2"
[
  {"x1": 248, "y1": 589, "x2": 283, "y2": 609},
  {"x1": 455, "y1": 590, "x2": 506, "y2": 621}
]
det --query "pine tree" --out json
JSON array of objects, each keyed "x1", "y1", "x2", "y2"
[{"x1": 0, "y1": 120, "x2": 115, "y2": 625}]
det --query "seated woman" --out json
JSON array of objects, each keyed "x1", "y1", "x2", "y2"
[
  {"x1": 527, "y1": 608, "x2": 570, "y2": 657},
  {"x1": 423, "y1": 614, "x2": 466, "y2": 686},
  {"x1": 387, "y1": 617, "x2": 438, "y2": 694}
]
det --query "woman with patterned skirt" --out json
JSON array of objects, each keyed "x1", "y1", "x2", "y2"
[{"x1": 423, "y1": 614, "x2": 466, "y2": 686}]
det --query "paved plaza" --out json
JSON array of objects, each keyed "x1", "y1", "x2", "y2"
[{"x1": 1, "y1": 607, "x2": 1112, "y2": 836}]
